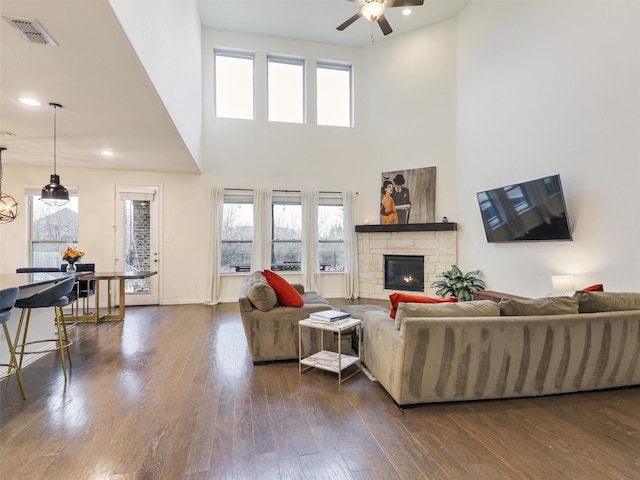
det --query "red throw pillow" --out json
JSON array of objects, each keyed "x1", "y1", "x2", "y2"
[
  {"x1": 581, "y1": 284, "x2": 604, "y2": 292},
  {"x1": 262, "y1": 270, "x2": 304, "y2": 307},
  {"x1": 389, "y1": 292, "x2": 457, "y2": 319}
]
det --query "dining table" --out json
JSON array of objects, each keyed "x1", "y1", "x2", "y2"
[{"x1": 74, "y1": 271, "x2": 158, "y2": 323}]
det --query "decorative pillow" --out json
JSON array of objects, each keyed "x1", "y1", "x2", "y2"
[
  {"x1": 580, "y1": 284, "x2": 604, "y2": 292},
  {"x1": 395, "y1": 300, "x2": 499, "y2": 330},
  {"x1": 389, "y1": 292, "x2": 457, "y2": 319},
  {"x1": 244, "y1": 272, "x2": 277, "y2": 312},
  {"x1": 499, "y1": 296, "x2": 579, "y2": 316},
  {"x1": 262, "y1": 269, "x2": 304, "y2": 307},
  {"x1": 573, "y1": 291, "x2": 640, "y2": 313}
]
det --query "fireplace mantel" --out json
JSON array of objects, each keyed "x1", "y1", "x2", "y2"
[{"x1": 355, "y1": 222, "x2": 457, "y2": 233}]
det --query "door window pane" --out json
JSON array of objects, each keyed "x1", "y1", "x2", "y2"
[
  {"x1": 215, "y1": 51, "x2": 254, "y2": 120},
  {"x1": 122, "y1": 199, "x2": 151, "y2": 293}
]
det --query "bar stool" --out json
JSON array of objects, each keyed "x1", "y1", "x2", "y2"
[
  {"x1": 13, "y1": 276, "x2": 76, "y2": 382},
  {"x1": 0, "y1": 287, "x2": 26, "y2": 399}
]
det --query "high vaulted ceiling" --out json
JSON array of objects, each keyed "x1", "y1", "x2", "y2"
[{"x1": 0, "y1": 0, "x2": 469, "y2": 175}]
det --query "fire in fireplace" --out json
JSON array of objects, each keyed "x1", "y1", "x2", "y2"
[{"x1": 384, "y1": 255, "x2": 425, "y2": 292}]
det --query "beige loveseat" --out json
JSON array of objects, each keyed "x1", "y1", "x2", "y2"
[
  {"x1": 239, "y1": 271, "x2": 339, "y2": 363},
  {"x1": 363, "y1": 292, "x2": 640, "y2": 406}
]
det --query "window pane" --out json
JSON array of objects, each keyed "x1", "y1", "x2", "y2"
[
  {"x1": 221, "y1": 202, "x2": 253, "y2": 273},
  {"x1": 317, "y1": 63, "x2": 351, "y2": 127},
  {"x1": 30, "y1": 195, "x2": 79, "y2": 267},
  {"x1": 319, "y1": 204, "x2": 345, "y2": 271},
  {"x1": 272, "y1": 202, "x2": 301, "y2": 269},
  {"x1": 215, "y1": 52, "x2": 254, "y2": 120},
  {"x1": 268, "y1": 57, "x2": 304, "y2": 124},
  {"x1": 122, "y1": 199, "x2": 151, "y2": 293}
]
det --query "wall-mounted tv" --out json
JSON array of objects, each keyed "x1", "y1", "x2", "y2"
[{"x1": 477, "y1": 174, "x2": 572, "y2": 243}]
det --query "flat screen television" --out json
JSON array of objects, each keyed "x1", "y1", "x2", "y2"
[{"x1": 477, "y1": 174, "x2": 572, "y2": 243}]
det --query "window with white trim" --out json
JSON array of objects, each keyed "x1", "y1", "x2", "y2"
[
  {"x1": 28, "y1": 192, "x2": 79, "y2": 267},
  {"x1": 318, "y1": 192, "x2": 345, "y2": 271},
  {"x1": 221, "y1": 190, "x2": 254, "y2": 273},
  {"x1": 272, "y1": 191, "x2": 302, "y2": 271},
  {"x1": 215, "y1": 51, "x2": 255, "y2": 120},
  {"x1": 268, "y1": 56, "x2": 304, "y2": 124},
  {"x1": 317, "y1": 62, "x2": 352, "y2": 127}
]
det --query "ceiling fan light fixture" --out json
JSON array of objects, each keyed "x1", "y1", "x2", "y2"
[
  {"x1": 362, "y1": 1, "x2": 385, "y2": 22},
  {"x1": 40, "y1": 103, "x2": 69, "y2": 206}
]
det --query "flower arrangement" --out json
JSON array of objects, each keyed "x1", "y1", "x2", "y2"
[{"x1": 61, "y1": 246, "x2": 85, "y2": 266}]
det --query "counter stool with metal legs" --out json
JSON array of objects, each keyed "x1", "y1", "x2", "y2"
[
  {"x1": 0, "y1": 287, "x2": 26, "y2": 399},
  {"x1": 12, "y1": 277, "x2": 76, "y2": 382}
]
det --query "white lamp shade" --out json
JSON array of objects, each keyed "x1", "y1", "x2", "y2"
[{"x1": 552, "y1": 275, "x2": 575, "y2": 292}]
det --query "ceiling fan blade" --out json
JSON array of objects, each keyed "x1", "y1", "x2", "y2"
[
  {"x1": 337, "y1": 11, "x2": 363, "y2": 31},
  {"x1": 386, "y1": 0, "x2": 424, "y2": 7},
  {"x1": 377, "y1": 14, "x2": 393, "y2": 35}
]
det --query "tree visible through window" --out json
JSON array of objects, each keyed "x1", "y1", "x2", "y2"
[
  {"x1": 29, "y1": 194, "x2": 79, "y2": 267},
  {"x1": 221, "y1": 196, "x2": 253, "y2": 273},
  {"x1": 272, "y1": 197, "x2": 302, "y2": 270}
]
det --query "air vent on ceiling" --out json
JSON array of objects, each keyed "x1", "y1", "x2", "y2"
[{"x1": 3, "y1": 15, "x2": 57, "y2": 46}]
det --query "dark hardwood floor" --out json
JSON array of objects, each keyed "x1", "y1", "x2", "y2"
[{"x1": 1, "y1": 301, "x2": 639, "y2": 479}]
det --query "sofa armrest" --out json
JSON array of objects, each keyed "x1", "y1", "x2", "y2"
[{"x1": 363, "y1": 311, "x2": 405, "y2": 400}]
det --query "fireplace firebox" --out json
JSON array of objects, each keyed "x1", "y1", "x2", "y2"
[{"x1": 384, "y1": 255, "x2": 425, "y2": 292}]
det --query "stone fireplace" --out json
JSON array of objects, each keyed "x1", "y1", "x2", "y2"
[{"x1": 356, "y1": 224, "x2": 457, "y2": 300}]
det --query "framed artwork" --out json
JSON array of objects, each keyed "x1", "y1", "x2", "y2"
[{"x1": 380, "y1": 166, "x2": 436, "y2": 224}]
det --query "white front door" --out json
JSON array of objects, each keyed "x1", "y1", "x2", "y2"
[{"x1": 114, "y1": 185, "x2": 160, "y2": 306}]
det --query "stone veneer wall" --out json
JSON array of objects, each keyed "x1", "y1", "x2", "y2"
[{"x1": 357, "y1": 230, "x2": 457, "y2": 300}]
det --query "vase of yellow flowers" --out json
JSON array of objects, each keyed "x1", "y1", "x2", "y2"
[{"x1": 61, "y1": 246, "x2": 85, "y2": 272}]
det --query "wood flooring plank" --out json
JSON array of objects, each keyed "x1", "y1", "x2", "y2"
[{"x1": 2, "y1": 303, "x2": 640, "y2": 479}]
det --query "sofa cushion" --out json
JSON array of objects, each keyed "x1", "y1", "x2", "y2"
[
  {"x1": 573, "y1": 291, "x2": 640, "y2": 313},
  {"x1": 245, "y1": 271, "x2": 278, "y2": 312},
  {"x1": 388, "y1": 292, "x2": 457, "y2": 319},
  {"x1": 263, "y1": 269, "x2": 304, "y2": 307},
  {"x1": 499, "y1": 296, "x2": 579, "y2": 316},
  {"x1": 395, "y1": 300, "x2": 500, "y2": 330},
  {"x1": 301, "y1": 291, "x2": 331, "y2": 305}
]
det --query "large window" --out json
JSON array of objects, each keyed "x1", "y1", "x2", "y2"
[
  {"x1": 221, "y1": 191, "x2": 254, "y2": 273},
  {"x1": 272, "y1": 192, "x2": 302, "y2": 271},
  {"x1": 318, "y1": 193, "x2": 345, "y2": 271},
  {"x1": 268, "y1": 56, "x2": 304, "y2": 124},
  {"x1": 28, "y1": 193, "x2": 79, "y2": 267},
  {"x1": 215, "y1": 51, "x2": 254, "y2": 120},
  {"x1": 317, "y1": 62, "x2": 352, "y2": 127}
]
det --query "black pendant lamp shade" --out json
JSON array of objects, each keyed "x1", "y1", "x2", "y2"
[
  {"x1": 0, "y1": 146, "x2": 19, "y2": 223},
  {"x1": 40, "y1": 102, "x2": 69, "y2": 206}
]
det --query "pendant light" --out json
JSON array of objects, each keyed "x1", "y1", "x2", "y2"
[
  {"x1": 0, "y1": 146, "x2": 19, "y2": 223},
  {"x1": 40, "y1": 102, "x2": 69, "y2": 206}
]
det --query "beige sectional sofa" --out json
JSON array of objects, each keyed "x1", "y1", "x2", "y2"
[
  {"x1": 363, "y1": 292, "x2": 640, "y2": 406},
  {"x1": 239, "y1": 271, "x2": 345, "y2": 363}
]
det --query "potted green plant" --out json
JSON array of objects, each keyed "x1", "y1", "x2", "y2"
[{"x1": 432, "y1": 265, "x2": 486, "y2": 301}]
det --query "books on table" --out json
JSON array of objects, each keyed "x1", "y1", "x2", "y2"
[{"x1": 310, "y1": 310, "x2": 350, "y2": 322}]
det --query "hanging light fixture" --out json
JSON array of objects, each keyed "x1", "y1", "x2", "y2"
[
  {"x1": 0, "y1": 146, "x2": 19, "y2": 223},
  {"x1": 40, "y1": 102, "x2": 69, "y2": 206}
]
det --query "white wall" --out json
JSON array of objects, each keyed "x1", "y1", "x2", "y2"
[
  {"x1": 108, "y1": 0, "x2": 203, "y2": 169},
  {"x1": 456, "y1": 0, "x2": 640, "y2": 297}
]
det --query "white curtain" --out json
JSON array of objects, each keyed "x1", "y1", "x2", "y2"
[
  {"x1": 302, "y1": 190, "x2": 320, "y2": 292},
  {"x1": 252, "y1": 189, "x2": 272, "y2": 271},
  {"x1": 343, "y1": 191, "x2": 359, "y2": 299},
  {"x1": 206, "y1": 187, "x2": 225, "y2": 305}
]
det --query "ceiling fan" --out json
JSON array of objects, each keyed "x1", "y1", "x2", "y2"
[{"x1": 337, "y1": 0, "x2": 425, "y2": 36}]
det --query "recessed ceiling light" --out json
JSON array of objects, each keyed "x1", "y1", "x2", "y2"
[
  {"x1": 402, "y1": 8, "x2": 412, "y2": 16},
  {"x1": 100, "y1": 150, "x2": 115, "y2": 157},
  {"x1": 17, "y1": 97, "x2": 42, "y2": 106}
]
